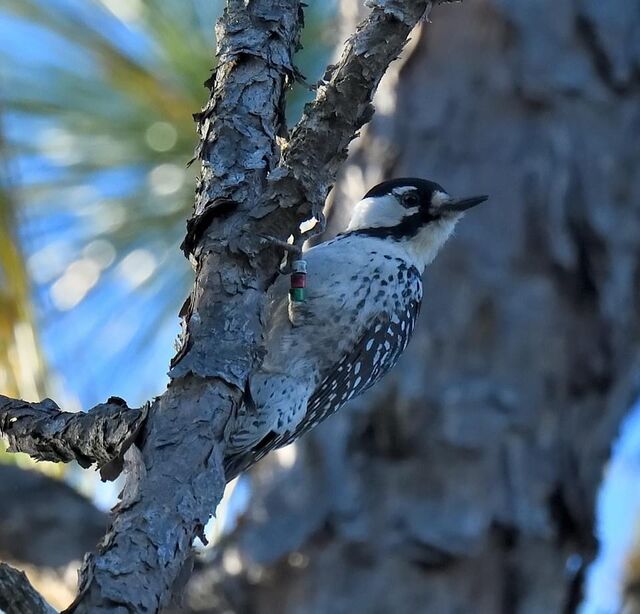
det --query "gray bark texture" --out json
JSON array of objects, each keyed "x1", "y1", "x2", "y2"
[
  {"x1": 0, "y1": 395, "x2": 144, "y2": 475},
  {"x1": 0, "y1": 1, "x2": 447, "y2": 611},
  {"x1": 176, "y1": 1, "x2": 640, "y2": 613},
  {"x1": 0, "y1": 564, "x2": 56, "y2": 614}
]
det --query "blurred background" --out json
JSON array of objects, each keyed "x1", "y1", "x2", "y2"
[{"x1": 1, "y1": 0, "x2": 639, "y2": 612}]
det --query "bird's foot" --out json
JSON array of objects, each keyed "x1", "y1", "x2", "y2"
[{"x1": 260, "y1": 211, "x2": 326, "y2": 274}]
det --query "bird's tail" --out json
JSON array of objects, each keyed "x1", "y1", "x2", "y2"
[
  {"x1": 223, "y1": 453, "x2": 252, "y2": 483},
  {"x1": 223, "y1": 430, "x2": 280, "y2": 482}
]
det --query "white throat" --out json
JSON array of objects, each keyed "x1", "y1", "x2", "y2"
[
  {"x1": 346, "y1": 196, "x2": 460, "y2": 272},
  {"x1": 402, "y1": 218, "x2": 459, "y2": 271}
]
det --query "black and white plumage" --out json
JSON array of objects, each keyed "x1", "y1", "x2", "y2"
[{"x1": 224, "y1": 178, "x2": 487, "y2": 480}]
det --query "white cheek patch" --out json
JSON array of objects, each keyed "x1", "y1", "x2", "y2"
[
  {"x1": 431, "y1": 190, "x2": 451, "y2": 208},
  {"x1": 347, "y1": 195, "x2": 406, "y2": 230}
]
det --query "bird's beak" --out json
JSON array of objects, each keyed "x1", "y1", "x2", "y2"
[{"x1": 440, "y1": 194, "x2": 489, "y2": 213}]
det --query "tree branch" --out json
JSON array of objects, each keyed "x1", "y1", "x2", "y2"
[
  {"x1": 65, "y1": 2, "x2": 304, "y2": 611},
  {"x1": 258, "y1": 0, "x2": 439, "y2": 223},
  {"x1": 0, "y1": 395, "x2": 145, "y2": 475},
  {"x1": 0, "y1": 563, "x2": 56, "y2": 614},
  {"x1": 2, "y1": 1, "x2": 449, "y2": 611}
]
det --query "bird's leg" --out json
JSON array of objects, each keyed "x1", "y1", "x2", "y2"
[
  {"x1": 258, "y1": 234, "x2": 303, "y2": 256},
  {"x1": 260, "y1": 210, "x2": 326, "y2": 274},
  {"x1": 287, "y1": 211, "x2": 327, "y2": 273},
  {"x1": 258, "y1": 234, "x2": 303, "y2": 274}
]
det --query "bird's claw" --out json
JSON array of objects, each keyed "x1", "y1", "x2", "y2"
[
  {"x1": 260, "y1": 212, "x2": 326, "y2": 275},
  {"x1": 259, "y1": 234, "x2": 302, "y2": 274},
  {"x1": 259, "y1": 234, "x2": 303, "y2": 257}
]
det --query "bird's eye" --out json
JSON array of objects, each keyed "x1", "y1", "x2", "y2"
[{"x1": 402, "y1": 193, "x2": 419, "y2": 207}]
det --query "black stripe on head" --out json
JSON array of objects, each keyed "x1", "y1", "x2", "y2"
[{"x1": 346, "y1": 208, "x2": 439, "y2": 239}]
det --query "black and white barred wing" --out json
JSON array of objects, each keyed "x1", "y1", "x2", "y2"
[
  {"x1": 225, "y1": 300, "x2": 420, "y2": 480},
  {"x1": 224, "y1": 298, "x2": 421, "y2": 480},
  {"x1": 281, "y1": 297, "x2": 421, "y2": 445}
]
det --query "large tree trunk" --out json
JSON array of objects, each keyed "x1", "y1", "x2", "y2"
[{"x1": 183, "y1": 1, "x2": 640, "y2": 612}]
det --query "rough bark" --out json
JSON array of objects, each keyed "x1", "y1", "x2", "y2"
[
  {"x1": 63, "y1": 2, "x2": 304, "y2": 610},
  {"x1": 0, "y1": 395, "x2": 144, "y2": 475},
  {"x1": 181, "y1": 1, "x2": 640, "y2": 613},
  {"x1": 0, "y1": 1, "x2": 443, "y2": 611},
  {"x1": 0, "y1": 564, "x2": 56, "y2": 614}
]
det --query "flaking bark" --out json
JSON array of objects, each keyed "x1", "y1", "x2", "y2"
[
  {"x1": 0, "y1": 395, "x2": 144, "y2": 474},
  {"x1": 257, "y1": 0, "x2": 444, "y2": 228},
  {"x1": 0, "y1": 1, "x2": 450, "y2": 611},
  {"x1": 181, "y1": 1, "x2": 640, "y2": 612}
]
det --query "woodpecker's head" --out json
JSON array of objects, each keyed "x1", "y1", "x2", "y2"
[{"x1": 346, "y1": 177, "x2": 487, "y2": 270}]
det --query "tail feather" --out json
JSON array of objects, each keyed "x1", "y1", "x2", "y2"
[
  {"x1": 223, "y1": 453, "x2": 252, "y2": 483},
  {"x1": 223, "y1": 431, "x2": 280, "y2": 482}
]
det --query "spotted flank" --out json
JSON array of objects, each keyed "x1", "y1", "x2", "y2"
[
  {"x1": 284, "y1": 300, "x2": 421, "y2": 444},
  {"x1": 223, "y1": 297, "x2": 421, "y2": 479},
  {"x1": 223, "y1": 232, "x2": 428, "y2": 480},
  {"x1": 222, "y1": 177, "x2": 484, "y2": 481}
]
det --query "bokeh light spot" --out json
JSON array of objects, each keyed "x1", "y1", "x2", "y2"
[
  {"x1": 99, "y1": 0, "x2": 144, "y2": 23},
  {"x1": 37, "y1": 127, "x2": 81, "y2": 166},
  {"x1": 50, "y1": 259, "x2": 102, "y2": 311},
  {"x1": 82, "y1": 239, "x2": 117, "y2": 270},
  {"x1": 149, "y1": 163, "x2": 186, "y2": 196},
  {"x1": 28, "y1": 242, "x2": 71, "y2": 284},
  {"x1": 117, "y1": 249, "x2": 157, "y2": 288},
  {"x1": 145, "y1": 122, "x2": 178, "y2": 152}
]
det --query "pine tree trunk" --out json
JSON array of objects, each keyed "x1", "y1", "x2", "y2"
[{"x1": 185, "y1": 1, "x2": 640, "y2": 612}]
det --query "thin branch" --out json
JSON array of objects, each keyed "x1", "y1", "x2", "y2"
[
  {"x1": 0, "y1": 395, "x2": 145, "y2": 477},
  {"x1": 258, "y1": 0, "x2": 441, "y2": 223},
  {"x1": 0, "y1": 563, "x2": 56, "y2": 614}
]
